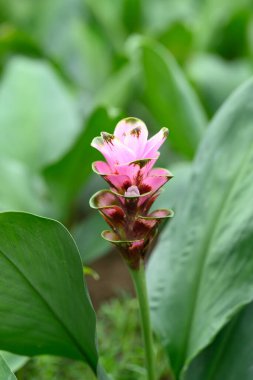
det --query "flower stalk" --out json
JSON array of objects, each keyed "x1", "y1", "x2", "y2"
[{"x1": 130, "y1": 260, "x2": 156, "y2": 380}]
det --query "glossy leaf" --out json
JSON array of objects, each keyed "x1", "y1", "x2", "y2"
[
  {"x1": 185, "y1": 301, "x2": 253, "y2": 380},
  {"x1": 95, "y1": 64, "x2": 136, "y2": 109},
  {"x1": 44, "y1": 107, "x2": 121, "y2": 219},
  {"x1": 0, "y1": 212, "x2": 98, "y2": 373},
  {"x1": 0, "y1": 56, "x2": 82, "y2": 218},
  {"x1": 0, "y1": 56, "x2": 81, "y2": 170},
  {"x1": 148, "y1": 79, "x2": 253, "y2": 378},
  {"x1": 0, "y1": 158, "x2": 54, "y2": 216},
  {"x1": 0, "y1": 352, "x2": 28, "y2": 373},
  {"x1": 140, "y1": 40, "x2": 207, "y2": 158},
  {"x1": 0, "y1": 354, "x2": 16, "y2": 380},
  {"x1": 85, "y1": 0, "x2": 126, "y2": 50},
  {"x1": 34, "y1": 0, "x2": 112, "y2": 91},
  {"x1": 187, "y1": 54, "x2": 253, "y2": 115}
]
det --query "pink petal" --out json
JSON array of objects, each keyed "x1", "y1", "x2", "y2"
[
  {"x1": 104, "y1": 174, "x2": 132, "y2": 193},
  {"x1": 114, "y1": 117, "x2": 148, "y2": 157},
  {"x1": 91, "y1": 133, "x2": 135, "y2": 167},
  {"x1": 147, "y1": 209, "x2": 174, "y2": 219},
  {"x1": 100, "y1": 206, "x2": 125, "y2": 225},
  {"x1": 139, "y1": 168, "x2": 173, "y2": 194},
  {"x1": 139, "y1": 176, "x2": 168, "y2": 194},
  {"x1": 89, "y1": 190, "x2": 125, "y2": 228},
  {"x1": 115, "y1": 157, "x2": 158, "y2": 181},
  {"x1": 89, "y1": 189, "x2": 121, "y2": 209},
  {"x1": 144, "y1": 127, "x2": 169, "y2": 158},
  {"x1": 92, "y1": 161, "x2": 112, "y2": 175},
  {"x1": 149, "y1": 167, "x2": 173, "y2": 177}
]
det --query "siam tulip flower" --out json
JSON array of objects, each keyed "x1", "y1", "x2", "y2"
[{"x1": 89, "y1": 117, "x2": 174, "y2": 269}]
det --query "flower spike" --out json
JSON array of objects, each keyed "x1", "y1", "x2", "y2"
[{"x1": 90, "y1": 117, "x2": 174, "y2": 269}]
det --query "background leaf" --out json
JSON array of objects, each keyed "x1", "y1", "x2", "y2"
[
  {"x1": 152, "y1": 162, "x2": 192, "y2": 212},
  {"x1": 0, "y1": 353, "x2": 16, "y2": 380},
  {"x1": 0, "y1": 212, "x2": 98, "y2": 373},
  {"x1": 0, "y1": 56, "x2": 81, "y2": 170},
  {"x1": 185, "y1": 301, "x2": 253, "y2": 380},
  {"x1": 43, "y1": 107, "x2": 121, "y2": 220},
  {"x1": 0, "y1": 56, "x2": 82, "y2": 219},
  {"x1": 139, "y1": 39, "x2": 206, "y2": 158},
  {"x1": 186, "y1": 54, "x2": 253, "y2": 115},
  {"x1": 0, "y1": 352, "x2": 28, "y2": 373},
  {"x1": 72, "y1": 213, "x2": 110, "y2": 264},
  {"x1": 147, "y1": 79, "x2": 253, "y2": 378}
]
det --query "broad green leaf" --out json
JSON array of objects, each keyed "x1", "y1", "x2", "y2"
[
  {"x1": 143, "y1": 0, "x2": 196, "y2": 34},
  {"x1": 95, "y1": 64, "x2": 136, "y2": 110},
  {"x1": 187, "y1": 54, "x2": 253, "y2": 115},
  {"x1": 34, "y1": 0, "x2": 112, "y2": 91},
  {"x1": 0, "y1": 354, "x2": 16, "y2": 380},
  {"x1": 0, "y1": 25, "x2": 42, "y2": 59},
  {"x1": 0, "y1": 352, "x2": 28, "y2": 373},
  {"x1": 140, "y1": 39, "x2": 206, "y2": 158},
  {"x1": 0, "y1": 158, "x2": 55, "y2": 216},
  {"x1": 195, "y1": 0, "x2": 251, "y2": 51},
  {"x1": 122, "y1": 0, "x2": 142, "y2": 34},
  {"x1": 85, "y1": 0, "x2": 126, "y2": 51},
  {"x1": 158, "y1": 21, "x2": 193, "y2": 63},
  {"x1": 0, "y1": 0, "x2": 112, "y2": 91},
  {"x1": 185, "y1": 302, "x2": 253, "y2": 380},
  {"x1": 0, "y1": 56, "x2": 81, "y2": 170},
  {"x1": 147, "y1": 79, "x2": 253, "y2": 378},
  {"x1": 43, "y1": 107, "x2": 121, "y2": 219},
  {"x1": 0, "y1": 212, "x2": 98, "y2": 373}
]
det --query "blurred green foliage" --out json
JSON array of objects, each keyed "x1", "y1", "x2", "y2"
[
  {"x1": 0, "y1": 0, "x2": 253, "y2": 378},
  {"x1": 16, "y1": 295, "x2": 169, "y2": 380},
  {"x1": 1, "y1": 0, "x2": 252, "y2": 265}
]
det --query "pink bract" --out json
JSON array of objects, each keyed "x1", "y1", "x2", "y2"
[
  {"x1": 90, "y1": 117, "x2": 174, "y2": 269},
  {"x1": 91, "y1": 117, "x2": 172, "y2": 196}
]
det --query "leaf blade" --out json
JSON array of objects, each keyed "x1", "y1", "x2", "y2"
[
  {"x1": 148, "y1": 79, "x2": 253, "y2": 377},
  {"x1": 0, "y1": 212, "x2": 98, "y2": 372},
  {"x1": 140, "y1": 39, "x2": 207, "y2": 158},
  {"x1": 0, "y1": 354, "x2": 16, "y2": 380}
]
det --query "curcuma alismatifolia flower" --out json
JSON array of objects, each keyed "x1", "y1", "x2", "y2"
[{"x1": 89, "y1": 117, "x2": 174, "y2": 269}]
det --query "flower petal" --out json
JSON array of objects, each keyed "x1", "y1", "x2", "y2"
[
  {"x1": 89, "y1": 190, "x2": 125, "y2": 228},
  {"x1": 125, "y1": 124, "x2": 148, "y2": 157},
  {"x1": 91, "y1": 133, "x2": 135, "y2": 167},
  {"x1": 92, "y1": 162, "x2": 132, "y2": 192},
  {"x1": 115, "y1": 156, "x2": 158, "y2": 182},
  {"x1": 144, "y1": 209, "x2": 174, "y2": 219},
  {"x1": 134, "y1": 209, "x2": 174, "y2": 238},
  {"x1": 92, "y1": 161, "x2": 112, "y2": 175},
  {"x1": 104, "y1": 174, "x2": 132, "y2": 193},
  {"x1": 114, "y1": 117, "x2": 148, "y2": 143},
  {"x1": 144, "y1": 127, "x2": 169, "y2": 158},
  {"x1": 140, "y1": 168, "x2": 173, "y2": 194},
  {"x1": 148, "y1": 167, "x2": 173, "y2": 177},
  {"x1": 89, "y1": 189, "x2": 121, "y2": 209}
]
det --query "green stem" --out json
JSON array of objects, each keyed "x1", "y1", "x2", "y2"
[{"x1": 129, "y1": 260, "x2": 156, "y2": 380}]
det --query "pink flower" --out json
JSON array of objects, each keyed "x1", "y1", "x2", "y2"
[
  {"x1": 90, "y1": 117, "x2": 173, "y2": 269},
  {"x1": 91, "y1": 117, "x2": 172, "y2": 197}
]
